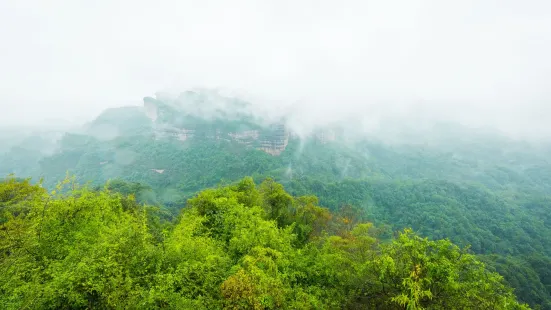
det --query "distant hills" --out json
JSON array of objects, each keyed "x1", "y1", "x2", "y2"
[
  {"x1": 2, "y1": 88, "x2": 551, "y2": 195},
  {"x1": 2, "y1": 89, "x2": 551, "y2": 307}
]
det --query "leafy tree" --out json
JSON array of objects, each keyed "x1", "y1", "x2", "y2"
[{"x1": 0, "y1": 177, "x2": 529, "y2": 309}]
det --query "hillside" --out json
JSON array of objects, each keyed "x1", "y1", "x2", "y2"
[
  {"x1": 1, "y1": 90, "x2": 551, "y2": 308},
  {"x1": 0, "y1": 176, "x2": 528, "y2": 309}
]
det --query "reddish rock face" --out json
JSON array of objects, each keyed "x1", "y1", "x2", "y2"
[
  {"x1": 143, "y1": 96, "x2": 293, "y2": 156},
  {"x1": 258, "y1": 125, "x2": 289, "y2": 156},
  {"x1": 142, "y1": 93, "x2": 339, "y2": 156}
]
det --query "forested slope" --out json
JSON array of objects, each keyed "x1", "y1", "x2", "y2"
[
  {"x1": 0, "y1": 176, "x2": 528, "y2": 309},
  {"x1": 1, "y1": 92, "x2": 551, "y2": 307}
]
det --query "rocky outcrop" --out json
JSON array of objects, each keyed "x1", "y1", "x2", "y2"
[
  {"x1": 142, "y1": 94, "x2": 290, "y2": 155},
  {"x1": 258, "y1": 124, "x2": 289, "y2": 156},
  {"x1": 228, "y1": 130, "x2": 260, "y2": 146},
  {"x1": 141, "y1": 92, "x2": 337, "y2": 156}
]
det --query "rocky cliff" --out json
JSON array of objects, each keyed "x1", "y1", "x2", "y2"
[{"x1": 142, "y1": 91, "x2": 294, "y2": 156}]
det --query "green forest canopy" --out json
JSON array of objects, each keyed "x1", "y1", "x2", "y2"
[
  {"x1": 0, "y1": 176, "x2": 529, "y2": 309},
  {"x1": 2, "y1": 104, "x2": 551, "y2": 308}
]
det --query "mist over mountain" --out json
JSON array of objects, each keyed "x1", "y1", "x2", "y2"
[
  {"x1": 2, "y1": 88, "x2": 551, "y2": 308},
  {"x1": 2, "y1": 0, "x2": 551, "y2": 308},
  {"x1": 2, "y1": 87, "x2": 551, "y2": 181},
  {"x1": 1, "y1": 0, "x2": 550, "y2": 138}
]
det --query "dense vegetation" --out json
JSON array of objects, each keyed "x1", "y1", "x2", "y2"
[
  {"x1": 1, "y1": 98, "x2": 551, "y2": 308},
  {"x1": 0, "y1": 176, "x2": 528, "y2": 309}
]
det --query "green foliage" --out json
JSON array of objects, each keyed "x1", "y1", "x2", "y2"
[
  {"x1": 0, "y1": 177, "x2": 528, "y2": 309},
  {"x1": 3, "y1": 111, "x2": 551, "y2": 308},
  {"x1": 0, "y1": 175, "x2": 46, "y2": 224},
  {"x1": 370, "y1": 229, "x2": 525, "y2": 309},
  {"x1": 284, "y1": 177, "x2": 551, "y2": 309},
  {"x1": 480, "y1": 254, "x2": 551, "y2": 310}
]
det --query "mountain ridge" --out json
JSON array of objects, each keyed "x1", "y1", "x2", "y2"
[{"x1": 2, "y1": 90, "x2": 551, "y2": 307}]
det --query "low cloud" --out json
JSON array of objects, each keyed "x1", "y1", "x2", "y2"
[{"x1": 0, "y1": 0, "x2": 550, "y2": 138}]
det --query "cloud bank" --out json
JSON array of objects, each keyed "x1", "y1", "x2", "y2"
[{"x1": 0, "y1": 0, "x2": 550, "y2": 137}]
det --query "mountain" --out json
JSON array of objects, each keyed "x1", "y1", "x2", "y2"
[{"x1": 1, "y1": 89, "x2": 551, "y2": 308}]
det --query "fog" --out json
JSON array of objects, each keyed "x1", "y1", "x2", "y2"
[{"x1": 1, "y1": 0, "x2": 550, "y2": 138}]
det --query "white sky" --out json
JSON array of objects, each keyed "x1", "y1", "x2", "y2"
[{"x1": 0, "y1": 0, "x2": 550, "y2": 136}]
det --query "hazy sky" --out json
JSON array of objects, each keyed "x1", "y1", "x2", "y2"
[{"x1": 1, "y1": 0, "x2": 550, "y2": 136}]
